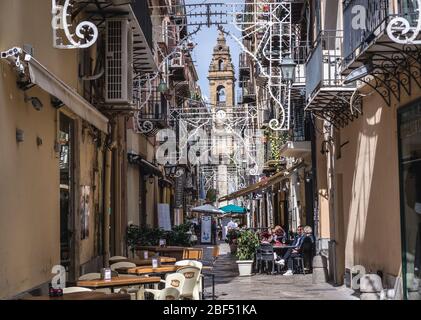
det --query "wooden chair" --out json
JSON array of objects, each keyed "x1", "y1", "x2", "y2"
[{"x1": 182, "y1": 248, "x2": 203, "y2": 260}]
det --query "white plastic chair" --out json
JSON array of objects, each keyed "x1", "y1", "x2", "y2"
[
  {"x1": 145, "y1": 273, "x2": 186, "y2": 300},
  {"x1": 110, "y1": 261, "x2": 136, "y2": 271},
  {"x1": 78, "y1": 273, "x2": 101, "y2": 281},
  {"x1": 63, "y1": 287, "x2": 92, "y2": 294},
  {"x1": 109, "y1": 262, "x2": 142, "y2": 299},
  {"x1": 175, "y1": 260, "x2": 203, "y2": 297},
  {"x1": 176, "y1": 266, "x2": 201, "y2": 300},
  {"x1": 109, "y1": 256, "x2": 128, "y2": 262},
  {"x1": 78, "y1": 273, "x2": 111, "y2": 294},
  {"x1": 157, "y1": 287, "x2": 181, "y2": 300},
  {"x1": 175, "y1": 260, "x2": 203, "y2": 270}
]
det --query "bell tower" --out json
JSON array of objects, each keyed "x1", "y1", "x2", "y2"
[
  {"x1": 208, "y1": 28, "x2": 236, "y2": 109},
  {"x1": 208, "y1": 28, "x2": 236, "y2": 206}
]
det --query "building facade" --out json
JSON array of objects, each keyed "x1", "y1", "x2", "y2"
[{"x1": 304, "y1": 0, "x2": 421, "y2": 299}]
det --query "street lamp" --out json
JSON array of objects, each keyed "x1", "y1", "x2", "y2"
[
  {"x1": 280, "y1": 56, "x2": 296, "y2": 82},
  {"x1": 164, "y1": 161, "x2": 177, "y2": 177},
  {"x1": 158, "y1": 79, "x2": 169, "y2": 93}
]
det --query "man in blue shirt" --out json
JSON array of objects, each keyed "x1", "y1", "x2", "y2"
[{"x1": 275, "y1": 225, "x2": 305, "y2": 275}]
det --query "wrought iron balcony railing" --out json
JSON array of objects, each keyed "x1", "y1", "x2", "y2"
[
  {"x1": 134, "y1": 87, "x2": 169, "y2": 125},
  {"x1": 343, "y1": 0, "x2": 419, "y2": 68},
  {"x1": 292, "y1": 42, "x2": 310, "y2": 86},
  {"x1": 305, "y1": 30, "x2": 345, "y2": 100}
]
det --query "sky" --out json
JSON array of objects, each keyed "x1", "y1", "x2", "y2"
[{"x1": 184, "y1": 0, "x2": 243, "y2": 103}]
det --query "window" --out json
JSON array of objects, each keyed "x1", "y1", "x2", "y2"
[
  {"x1": 218, "y1": 60, "x2": 224, "y2": 71},
  {"x1": 216, "y1": 85, "x2": 226, "y2": 103}
]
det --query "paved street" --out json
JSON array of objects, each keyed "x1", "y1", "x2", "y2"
[{"x1": 200, "y1": 242, "x2": 358, "y2": 300}]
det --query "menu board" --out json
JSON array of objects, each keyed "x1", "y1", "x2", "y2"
[
  {"x1": 201, "y1": 215, "x2": 212, "y2": 244},
  {"x1": 158, "y1": 203, "x2": 172, "y2": 231}
]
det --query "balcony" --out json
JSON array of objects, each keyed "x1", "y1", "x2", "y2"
[
  {"x1": 305, "y1": 30, "x2": 359, "y2": 128},
  {"x1": 239, "y1": 53, "x2": 251, "y2": 79},
  {"x1": 169, "y1": 48, "x2": 187, "y2": 82},
  {"x1": 135, "y1": 89, "x2": 169, "y2": 132},
  {"x1": 342, "y1": 0, "x2": 421, "y2": 105},
  {"x1": 239, "y1": 80, "x2": 256, "y2": 104},
  {"x1": 129, "y1": 0, "x2": 156, "y2": 73},
  {"x1": 291, "y1": 42, "x2": 310, "y2": 100}
]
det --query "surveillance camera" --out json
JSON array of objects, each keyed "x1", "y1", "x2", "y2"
[{"x1": 24, "y1": 95, "x2": 43, "y2": 111}]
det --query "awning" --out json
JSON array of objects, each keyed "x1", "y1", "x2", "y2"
[
  {"x1": 28, "y1": 58, "x2": 109, "y2": 133},
  {"x1": 128, "y1": 152, "x2": 163, "y2": 177},
  {"x1": 280, "y1": 141, "x2": 312, "y2": 159},
  {"x1": 218, "y1": 161, "x2": 305, "y2": 202},
  {"x1": 140, "y1": 159, "x2": 162, "y2": 177}
]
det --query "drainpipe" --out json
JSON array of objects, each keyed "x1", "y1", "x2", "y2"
[{"x1": 104, "y1": 122, "x2": 117, "y2": 268}]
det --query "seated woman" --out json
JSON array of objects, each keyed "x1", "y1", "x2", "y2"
[
  {"x1": 272, "y1": 225, "x2": 286, "y2": 245},
  {"x1": 260, "y1": 232, "x2": 272, "y2": 245}
]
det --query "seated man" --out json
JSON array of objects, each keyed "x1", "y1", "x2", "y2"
[{"x1": 275, "y1": 225, "x2": 305, "y2": 276}]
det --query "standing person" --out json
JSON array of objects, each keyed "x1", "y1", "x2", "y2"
[
  {"x1": 303, "y1": 225, "x2": 315, "y2": 244},
  {"x1": 275, "y1": 225, "x2": 305, "y2": 275},
  {"x1": 211, "y1": 219, "x2": 217, "y2": 245}
]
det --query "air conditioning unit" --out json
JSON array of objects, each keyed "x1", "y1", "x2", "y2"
[{"x1": 105, "y1": 19, "x2": 133, "y2": 105}]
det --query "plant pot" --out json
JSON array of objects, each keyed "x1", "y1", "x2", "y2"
[{"x1": 236, "y1": 260, "x2": 254, "y2": 277}]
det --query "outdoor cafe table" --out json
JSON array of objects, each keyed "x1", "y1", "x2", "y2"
[
  {"x1": 110, "y1": 256, "x2": 176, "y2": 266},
  {"x1": 116, "y1": 265, "x2": 182, "y2": 276},
  {"x1": 272, "y1": 245, "x2": 296, "y2": 252},
  {"x1": 22, "y1": 292, "x2": 131, "y2": 300},
  {"x1": 76, "y1": 276, "x2": 161, "y2": 292}
]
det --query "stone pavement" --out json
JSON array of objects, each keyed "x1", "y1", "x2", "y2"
[{"x1": 198, "y1": 242, "x2": 359, "y2": 300}]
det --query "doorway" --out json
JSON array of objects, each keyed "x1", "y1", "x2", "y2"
[
  {"x1": 398, "y1": 101, "x2": 421, "y2": 300},
  {"x1": 59, "y1": 113, "x2": 75, "y2": 281}
]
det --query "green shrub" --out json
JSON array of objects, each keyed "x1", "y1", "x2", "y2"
[
  {"x1": 126, "y1": 223, "x2": 193, "y2": 252},
  {"x1": 236, "y1": 230, "x2": 260, "y2": 261}
]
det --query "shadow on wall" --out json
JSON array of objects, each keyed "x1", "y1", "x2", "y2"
[{"x1": 342, "y1": 100, "x2": 401, "y2": 282}]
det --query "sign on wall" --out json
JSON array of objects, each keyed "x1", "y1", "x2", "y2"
[
  {"x1": 51, "y1": 0, "x2": 98, "y2": 49},
  {"x1": 201, "y1": 215, "x2": 212, "y2": 244}
]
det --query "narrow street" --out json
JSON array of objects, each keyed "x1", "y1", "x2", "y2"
[
  {"x1": 200, "y1": 243, "x2": 357, "y2": 300},
  {"x1": 1, "y1": 0, "x2": 421, "y2": 302}
]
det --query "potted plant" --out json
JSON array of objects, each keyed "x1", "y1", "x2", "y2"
[{"x1": 235, "y1": 230, "x2": 260, "y2": 277}]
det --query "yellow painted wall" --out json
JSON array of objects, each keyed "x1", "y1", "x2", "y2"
[{"x1": 0, "y1": 0, "x2": 104, "y2": 297}]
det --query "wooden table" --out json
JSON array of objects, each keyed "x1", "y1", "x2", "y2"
[
  {"x1": 76, "y1": 276, "x2": 161, "y2": 292},
  {"x1": 110, "y1": 256, "x2": 176, "y2": 266},
  {"x1": 22, "y1": 292, "x2": 131, "y2": 300},
  {"x1": 116, "y1": 265, "x2": 183, "y2": 276}
]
